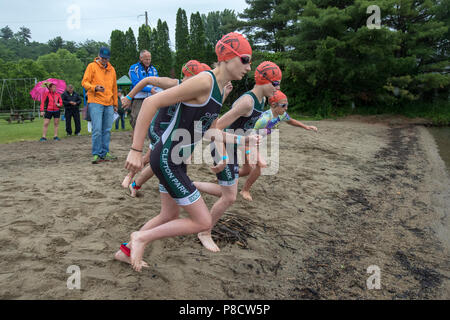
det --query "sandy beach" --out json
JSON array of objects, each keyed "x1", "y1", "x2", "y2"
[{"x1": 0, "y1": 117, "x2": 449, "y2": 299}]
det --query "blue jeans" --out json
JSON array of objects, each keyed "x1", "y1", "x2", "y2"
[
  {"x1": 115, "y1": 113, "x2": 125, "y2": 130},
  {"x1": 89, "y1": 103, "x2": 114, "y2": 157}
]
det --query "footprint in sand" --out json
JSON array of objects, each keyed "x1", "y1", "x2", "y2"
[{"x1": 82, "y1": 191, "x2": 107, "y2": 199}]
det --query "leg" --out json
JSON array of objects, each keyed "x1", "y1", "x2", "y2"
[
  {"x1": 122, "y1": 171, "x2": 136, "y2": 188},
  {"x1": 53, "y1": 118, "x2": 60, "y2": 138},
  {"x1": 89, "y1": 104, "x2": 104, "y2": 156},
  {"x1": 120, "y1": 114, "x2": 125, "y2": 129},
  {"x1": 129, "y1": 195, "x2": 212, "y2": 272},
  {"x1": 198, "y1": 183, "x2": 238, "y2": 252},
  {"x1": 101, "y1": 105, "x2": 114, "y2": 157},
  {"x1": 134, "y1": 165, "x2": 155, "y2": 187},
  {"x1": 114, "y1": 192, "x2": 180, "y2": 265},
  {"x1": 194, "y1": 181, "x2": 223, "y2": 197},
  {"x1": 238, "y1": 163, "x2": 252, "y2": 178},
  {"x1": 74, "y1": 108, "x2": 81, "y2": 135},
  {"x1": 42, "y1": 118, "x2": 51, "y2": 138},
  {"x1": 65, "y1": 109, "x2": 73, "y2": 135},
  {"x1": 240, "y1": 165, "x2": 262, "y2": 201}
]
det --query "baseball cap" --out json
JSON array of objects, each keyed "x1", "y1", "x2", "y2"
[{"x1": 99, "y1": 47, "x2": 111, "y2": 59}]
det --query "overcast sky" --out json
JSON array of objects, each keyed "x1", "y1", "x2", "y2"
[{"x1": 0, "y1": 0, "x2": 250, "y2": 47}]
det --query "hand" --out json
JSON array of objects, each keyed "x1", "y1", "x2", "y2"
[
  {"x1": 40, "y1": 112, "x2": 44, "y2": 117},
  {"x1": 224, "y1": 81, "x2": 233, "y2": 96},
  {"x1": 307, "y1": 125, "x2": 318, "y2": 132},
  {"x1": 70, "y1": 101, "x2": 76, "y2": 105},
  {"x1": 95, "y1": 85, "x2": 105, "y2": 92},
  {"x1": 125, "y1": 150, "x2": 144, "y2": 173},
  {"x1": 151, "y1": 87, "x2": 158, "y2": 95},
  {"x1": 210, "y1": 161, "x2": 227, "y2": 174},
  {"x1": 246, "y1": 134, "x2": 263, "y2": 147},
  {"x1": 114, "y1": 106, "x2": 118, "y2": 113},
  {"x1": 121, "y1": 97, "x2": 131, "y2": 109}
]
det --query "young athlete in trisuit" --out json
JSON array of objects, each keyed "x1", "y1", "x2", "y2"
[
  {"x1": 240, "y1": 90, "x2": 318, "y2": 201},
  {"x1": 116, "y1": 33, "x2": 261, "y2": 272}
]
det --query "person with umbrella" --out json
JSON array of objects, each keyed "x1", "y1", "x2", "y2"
[{"x1": 39, "y1": 82, "x2": 63, "y2": 141}]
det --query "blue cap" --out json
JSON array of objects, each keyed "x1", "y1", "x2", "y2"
[{"x1": 99, "y1": 47, "x2": 111, "y2": 59}]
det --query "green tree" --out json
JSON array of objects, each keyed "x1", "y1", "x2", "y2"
[
  {"x1": 124, "y1": 27, "x2": 138, "y2": 74},
  {"x1": 14, "y1": 26, "x2": 31, "y2": 44},
  {"x1": 138, "y1": 24, "x2": 152, "y2": 52},
  {"x1": 175, "y1": 8, "x2": 190, "y2": 76},
  {"x1": 0, "y1": 26, "x2": 14, "y2": 40},
  {"x1": 189, "y1": 12, "x2": 207, "y2": 62},
  {"x1": 153, "y1": 20, "x2": 173, "y2": 77},
  {"x1": 239, "y1": 0, "x2": 288, "y2": 52},
  {"x1": 37, "y1": 49, "x2": 85, "y2": 92},
  {"x1": 47, "y1": 36, "x2": 64, "y2": 52},
  {"x1": 110, "y1": 30, "x2": 127, "y2": 77}
]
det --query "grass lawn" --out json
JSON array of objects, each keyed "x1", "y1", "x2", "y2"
[{"x1": 0, "y1": 115, "x2": 132, "y2": 144}]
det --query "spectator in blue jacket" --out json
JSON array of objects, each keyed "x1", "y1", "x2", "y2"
[{"x1": 126, "y1": 50, "x2": 160, "y2": 137}]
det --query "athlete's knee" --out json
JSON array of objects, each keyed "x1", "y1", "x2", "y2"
[
  {"x1": 195, "y1": 214, "x2": 212, "y2": 232},
  {"x1": 221, "y1": 191, "x2": 237, "y2": 206}
]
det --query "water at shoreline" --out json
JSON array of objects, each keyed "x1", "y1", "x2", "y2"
[{"x1": 427, "y1": 126, "x2": 450, "y2": 174}]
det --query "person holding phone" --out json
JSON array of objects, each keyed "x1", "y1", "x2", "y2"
[{"x1": 82, "y1": 47, "x2": 119, "y2": 164}]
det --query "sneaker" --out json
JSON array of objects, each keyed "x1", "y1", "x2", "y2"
[
  {"x1": 39, "y1": 137, "x2": 47, "y2": 142},
  {"x1": 76, "y1": 133, "x2": 81, "y2": 136},
  {"x1": 53, "y1": 137, "x2": 60, "y2": 141},
  {"x1": 67, "y1": 133, "x2": 72, "y2": 136},
  {"x1": 103, "y1": 152, "x2": 118, "y2": 161},
  {"x1": 92, "y1": 155, "x2": 102, "y2": 164}
]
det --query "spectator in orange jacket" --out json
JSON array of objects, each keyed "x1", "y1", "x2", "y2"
[
  {"x1": 39, "y1": 83, "x2": 63, "y2": 141},
  {"x1": 82, "y1": 46, "x2": 119, "y2": 164}
]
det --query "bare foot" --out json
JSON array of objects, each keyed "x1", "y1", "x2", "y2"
[
  {"x1": 257, "y1": 158, "x2": 268, "y2": 168},
  {"x1": 122, "y1": 173, "x2": 132, "y2": 188},
  {"x1": 240, "y1": 190, "x2": 253, "y2": 201},
  {"x1": 114, "y1": 247, "x2": 149, "y2": 268},
  {"x1": 128, "y1": 183, "x2": 137, "y2": 198},
  {"x1": 198, "y1": 232, "x2": 220, "y2": 252},
  {"x1": 129, "y1": 232, "x2": 147, "y2": 272}
]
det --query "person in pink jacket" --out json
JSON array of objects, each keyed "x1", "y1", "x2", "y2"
[{"x1": 40, "y1": 83, "x2": 63, "y2": 141}]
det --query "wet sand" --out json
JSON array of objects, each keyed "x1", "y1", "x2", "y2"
[{"x1": 0, "y1": 117, "x2": 449, "y2": 299}]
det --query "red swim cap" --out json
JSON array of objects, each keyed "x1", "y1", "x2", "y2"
[
  {"x1": 201, "y1": 63, "x2": 212, "y2": 71},
  {"x1": 269, "y1": 90, "x2": 287, "y2": 104},
  {"x1": 215, "y1": 32, "x2": 252, "y2": 62},
  {"x1": 182, "y1": 60, "x2": 203, "y2": 78},
  {"x1": 255, "y1": 61, "x2": 282, "y2": 85}
]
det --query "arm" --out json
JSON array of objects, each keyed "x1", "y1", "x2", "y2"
[
  {"x1": 215, "y1": 95, "x2": 254, "y2": 130},
  {"x1": 61, "y1": 93, "x2": 70, "y2": 106},
  {"x1": 222, "y1": 81, "x2": 233, "y2": 104},
  {"x1": 129, "y1": 66, "x2": 152, "y2": 93},
  {"x1": 287, "y1": 118, "x2": 318, "y2": 131},
  {"x1": 112, "y1": 71, "x2": 118, "y2": 108},
  {"x1": 40, "y1": 91, "x2": 48, "y2": 112},
  {"x1": 127, "y1": 77, "x2": 179, "y2": 99},
  {"x1": 81, "y1": 64, "x2": 95, "y2": 92},
  {"x1": 75, "y1": 93, "x2": 82, "y2": 106},
  {"x1": 122, "y1": 77, "x2": 179, "y2": 109}
]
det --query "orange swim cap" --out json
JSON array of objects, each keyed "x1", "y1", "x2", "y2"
[
  {"x1": 255, "y1": 61, "x2": 282, "y2": 85},
  {"x1": 215, "y1": 32, "x2": 252, "y2": 62},
  {"x1": 201, "y1": 63, "x2": 212, "y2": 71},
  {"x1": 182, "y1": 60, "x2": 203, "y2": 78},
  {"x1": 268, "y1": 90, "x2": 287, "y2": 105}
]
